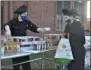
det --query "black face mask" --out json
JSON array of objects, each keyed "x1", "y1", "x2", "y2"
[{"x1": 66, "y1": 19, "x2": 71, "y2": 23}]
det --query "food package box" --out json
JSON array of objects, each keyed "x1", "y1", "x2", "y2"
[{"x1": 13, "y1": 36, "x2": 41, "y2": 52}]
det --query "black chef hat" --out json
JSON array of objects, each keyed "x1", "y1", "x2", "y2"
[
  {"x1": 62, "y1": 9, "x2": 79, "y2": 16},
  {"x1": 14, "y1": 5, "x2": 27, "y2": 14},
  {"x1": 62, "y1": 9, "x2": 70, "y2": 16}
]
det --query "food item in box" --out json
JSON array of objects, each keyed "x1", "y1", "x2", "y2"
[
  {"x1": 33, "y1": 38, "x2": 41, "y2": 50},
  {"x1": 3, "y1": 38, "x2": 20, "y2": 54},
  {"x1": 28, "y1": 38, "x2": 33, "y2": 42}
]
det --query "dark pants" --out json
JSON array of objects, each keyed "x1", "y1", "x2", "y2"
[
  {"x1": 68, "y1": 59, "x2": 85, "y2": 70},
  {"x1": 12, "y1": 56, "x2": 31, "y2": 70},
  {"x1": 68, "y1": 43, "x2": 85, "y2": 70}
]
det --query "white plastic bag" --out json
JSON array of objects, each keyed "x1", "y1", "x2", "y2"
[{"x1": 55, "y1": 33, "x2": 74, "y2": 64}]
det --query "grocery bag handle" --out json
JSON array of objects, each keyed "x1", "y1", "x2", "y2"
[
  {"x1": 61, "y1": 32, "x2": 70, "y2": 39},
  {"x1": 67, "y1": 32, "x2": 70, "y2": 39}
]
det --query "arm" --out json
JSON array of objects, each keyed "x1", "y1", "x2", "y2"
[
  {"x1": 60, "y1": 24, "x2": 69, "y2": 39},
  {"x1": 4, "y1": 25, "x2": 12, "y2": 39},
  {"x1": 27, "y1": 21, "x2": 39, "y2": 33},
  {"x1": 82, "y1": 36, "x2": 85, "y2": 44},
  {"x1": 4, "y1": 21, "x2": 12, "y2": 39},
  {"x1": 81, "y1": 25, "x2": 86, "y2": 44},
  {"x1": 77, "y1": 21, "x2": 86, "y2": 44},
  {"x1": 27, "y1": 21, "x2": 50, "y2": 33},
  {"x1": 5, "y1": 25, "x2": 11, "y2": 33}
]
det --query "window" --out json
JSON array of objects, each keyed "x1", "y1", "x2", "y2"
[
  {"x1": 1, "y1": 6, "x2": 3, "y2": 35},
  {"x1": 56, "y1": 1, "x2": 70, "y2": 34},
  {"x1": 87, "y1": 1, "x2": 90, "y2": 21},
  {"x1": 56, "y1": 1, "x2": 86, "y2": 34}
]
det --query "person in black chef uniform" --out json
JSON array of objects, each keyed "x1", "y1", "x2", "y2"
[
  {"x1": 62, "y1": 9, "x2": 86, "y2": 70},
  {"x1": 4, "y1": 5, "x2": 50, "y2": 70}
]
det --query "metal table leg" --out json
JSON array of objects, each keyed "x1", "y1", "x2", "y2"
[{"x1": 41, "y1": 50, "x2": 45, "y2": 70}]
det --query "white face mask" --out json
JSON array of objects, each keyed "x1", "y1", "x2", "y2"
[
  {"x1": 63, "y1": 15, "x2": 71, "y2": 24},
  {"x1": 69, "y1": 16, "x2": 74, "y2": 23}
]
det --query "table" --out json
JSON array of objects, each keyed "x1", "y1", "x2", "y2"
[
  {"x1": 1, "y1": 49, "x2": 56, "y2": 70},
  {"x1": 1, "y1": 36, "x2": 90, "y2": 70}
]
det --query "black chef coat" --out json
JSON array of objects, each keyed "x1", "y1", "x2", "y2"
[{"x1": 4, "y1": 18, "x2": 39, "y2": 36}]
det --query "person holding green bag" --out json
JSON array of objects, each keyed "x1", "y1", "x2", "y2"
[
  {"x1": 55, "y1": 32, "x2": 74, "y2": 70},
  {"x1": 62, "y1": 9, "x2": 86, "y2": 70}
]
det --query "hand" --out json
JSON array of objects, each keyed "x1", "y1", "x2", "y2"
[
  {"x1": 37, "y1": 28, "x2": 45, "y2": 32},
  {"x1": 37, "y1": 27, "x2": 51, "y2": 32},
  {"x1": 5, "y1": 31, "x2": 12, "y2": 40},
  {"x1": 44, "y1": 27, "x2": 51, "y2": 31}
]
